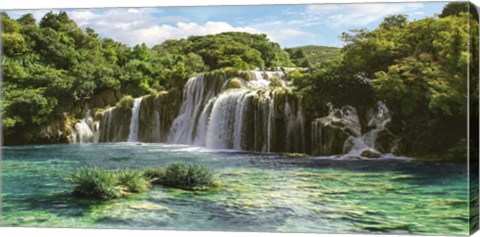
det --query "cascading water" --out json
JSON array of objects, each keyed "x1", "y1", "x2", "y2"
[
  {"x1": 344, "y1": 102, "x2": 391, "y2": 156},
  {"x1": 127, "y1": 97, "x2": 143, "y2": 142},
  {"x1": 169, "y1": 74, "x2": 213, "y2": 144},
  {"x1": 153, "y1": 111, "x2": 161, "y2": 142},
  {"x1": 70, "y1": 108, "x2": 100, "y2": 144},
  {"x1": 169, "y1": 70, "x2": 304, "y2": 152},
  {"x1": 311, "y1": 102, "x2": 392, "y2": 157},
  {"x1": 83, "y1": 69, "x2": 305, "y2": 153}
]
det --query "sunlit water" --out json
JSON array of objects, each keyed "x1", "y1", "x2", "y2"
[{"x1": 0, "y1": 143, "x2": 469, "y2": 234}]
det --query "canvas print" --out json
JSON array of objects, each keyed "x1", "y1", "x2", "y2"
[{"x1": 0, "y1": 1, "x2": 479, "y2": 235}]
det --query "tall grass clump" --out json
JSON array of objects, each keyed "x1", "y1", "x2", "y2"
[
  {"x1": 117, "y1": 170, "x2": 151, "y2": 193},
  {"x1": 68, "y1": 168, "x2": 150, "y2": 199},
  {"x1": 144, "y1": 162, "x2": 218, "y2": 191},
  {"x1": 67, "y1": 167, "x2": 122, "y2": 199}
]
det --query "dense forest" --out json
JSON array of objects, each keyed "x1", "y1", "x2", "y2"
[
  {"x1": 1, "y1": 2, "x2": 478, "y2": 160},
  {"x1": 285, "y1": 45, "x2": 341, "y2": 68}
]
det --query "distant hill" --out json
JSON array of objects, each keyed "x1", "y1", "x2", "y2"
[{"x1": 285, "y1": 45, "x2": 341, "y2": 68}]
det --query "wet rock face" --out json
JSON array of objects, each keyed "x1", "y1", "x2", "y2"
[
  {"x1": 375, "y1": 129, "x2": 401, "y2": 154},
  {"x1": 98, "y1": 105, "x2": 132, "y2": 142},
  {"x1": 311, "y1": 103, "x2": 397, "y2": 157},
  {"x1": 90, "y1": 89, "x2": 122, "y2": 108},
  {"x1": 311, "y1": 117, "x2": 351, "y2": 156},
  {"x1": 38, "y1": 116, "x2": 73, "y2": 144},
  {"x1": 138, "y1": 92, "x2": 181, "y2": 143}
]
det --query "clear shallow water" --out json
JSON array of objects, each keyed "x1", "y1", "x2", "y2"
[{"x1": 0, "y1": 143, "x2": 469, "y2": 234}]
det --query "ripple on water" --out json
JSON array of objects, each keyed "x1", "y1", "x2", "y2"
[{"x1": 0, "y1": 144, "x2": 470, "y2": 235}]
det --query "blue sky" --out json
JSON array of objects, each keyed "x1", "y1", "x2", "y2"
[{"x1": 7, "y1": 2, "x2": 448, "y2": 48}]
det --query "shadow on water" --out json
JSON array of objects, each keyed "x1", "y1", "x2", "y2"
[
  {"x1": 145, "y1": 196, "x2": 294, "y2": 232},
  {"x1": 11, "y1": 192, "x2": 101, "y2": 218}
]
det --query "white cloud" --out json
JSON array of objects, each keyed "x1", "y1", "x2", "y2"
[
  {"x1": 131, "y1": 21, "x2": 259, "y2": 46},
  {"x1": 65, "y1": 8, "x2": 306, "y2": 47},
  {"x1": 306, "y1": 4, "x2": 340, "y2": 14},
  {"x1": 305, "y1": 3, "x2": 424, "y2": 28}
]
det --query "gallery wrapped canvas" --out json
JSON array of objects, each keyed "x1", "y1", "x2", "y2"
[{"x1": 0, "y1": 0, "x2": 479, "y2": 235}]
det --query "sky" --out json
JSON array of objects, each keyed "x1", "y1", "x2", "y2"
[{"x1": 6, "y1": 2, "x2": 449, "y2": 48}]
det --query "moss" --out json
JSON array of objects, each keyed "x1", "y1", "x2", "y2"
[
  {"x1": 240, "y1": 71, "x2": 253, "y2": 81},
  {"x1": 93, "y1": 108, "x2": 107, "y2": 120},
  {"x1": 269, "y1": 76, "x2": 284, "y2": 87},
  {"x1": 226, "y1": 78, "x2": 244, "y2": 89},
  {"x1": 116, "y1": 95, "x2": 135, "y2": 111}
]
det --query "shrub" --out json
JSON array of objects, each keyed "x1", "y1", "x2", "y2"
[
  {"x1": 147, "y1": 163, "x2": 218, "y2": 191},
  {"x1": 67, "y1": 167, "x2": 122, "y2": 199}
]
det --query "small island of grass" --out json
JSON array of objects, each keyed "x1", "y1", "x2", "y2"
[{"x1": 68, "y1": 162, "x2": 218, "y2": 200}]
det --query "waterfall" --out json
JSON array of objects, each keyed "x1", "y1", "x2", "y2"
[
  {"x1": 344, "y1": 102, "x2": 391, "y2": 156},
  {"x1": 70, "y1": 108, "x2": 100, "y2": 144},
  {"x1": 127, "y1": 97, "x2": 143, "y2": 142},
  {"x1": 311, "y1": 102, "x2": 392, "y2": 157},
  {"x1": 90, "y1": 69, "x2": 305, "y2": 153},
  {"x1": 168, "y1": 70, "x2": 304, "y2": 152},
  {"x1": 169, "y1": 75, "x2": 213, "y2": 144},
  {"x1": 154, "y1": 111, "x2": 161, "y2": 142}
]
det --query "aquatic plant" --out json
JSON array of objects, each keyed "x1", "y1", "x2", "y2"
[
  {"x1": 145, "y1": 163, "x2": 218, "y2": 191},
  {"x1": 142, "y1": 167, "x2": 166, "y2": 182},
  {"x1": 67, "y1": 167, "x2": 122, "y2": 199},
  {"x1": 117, "y1": 170, "x2": 151, "y2": 193},
  {"x1": 68, "y1": 168, "x2": 151, "y2": 199}
]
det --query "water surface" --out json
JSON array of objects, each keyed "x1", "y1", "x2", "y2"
[{"x1": 0, "y1": 143, "x2": 469, "y2": 235}]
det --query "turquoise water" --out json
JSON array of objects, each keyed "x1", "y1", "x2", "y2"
[{"x1": 0, "y1": 143, "x2": 469, "y2": 234}]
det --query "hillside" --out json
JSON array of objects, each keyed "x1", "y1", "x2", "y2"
[{"x1": 285, "y1": 45, "x2": 341, "y2": 68}]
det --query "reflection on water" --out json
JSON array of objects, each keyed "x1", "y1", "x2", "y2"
[{"x1": 0, "y1": 143, "x2": 469, "y2": 234}]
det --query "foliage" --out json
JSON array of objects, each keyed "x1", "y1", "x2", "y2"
[
  {"x1": 116, "y1": 95, "x2": 135, "y2": 111},
  {"x1": 292, "y1": 8, "x2": 477, "y2": 158},
  {"x1": 116, "y1": 170, "x2": 151, "y2": 193},
  {"x1": 67, "y1": 167, "x2": 122, "y2": 199},
  {"x1": 67, "y1": 168, "x2": 151, "y2": 199},
  {"x1": 285, "y1": 45, "x2": 341, "y2": 68},
  {"x1": 153, "y1": 32, "x2": 293, "y2": 70},
  {"x1": 1, "y1": 11, "x2": 294, "y2": 145},
  {"x1": 144, "y1": 163, "x2": 218, "y2": 191}
]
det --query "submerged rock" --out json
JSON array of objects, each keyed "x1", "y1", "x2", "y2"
[
  {"x1": 283, "y1": 153, "x2": 310, "y2": 158},
  {"x1": 360, "y1": 149, "x2": 382, "y2": 158}
]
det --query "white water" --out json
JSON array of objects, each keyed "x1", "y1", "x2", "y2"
[
  {"x1": 154, "y1": 111, "x2": 161, "y2": 142},
  {"x1": 127, "y1": 97, "x2": 143, "y2": 142},
  {"x1": 344, "y1": 102, "x2": 391, "y2": 156},
  {"x1": 71, "y1": 108, "x2": 99, "y2": 144},
  {"x1": 168, "y1": 70, "x2": 303, "y2": 152},
  {"x1": 88, "y1": 70, "x2": 304, "y2": 153},
  {"x1": 169, "y1": 75, "x2": 212, "y2": 144},
  {"x1": 314, "y1": 102, "x2": 392, "y2": 156}
]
